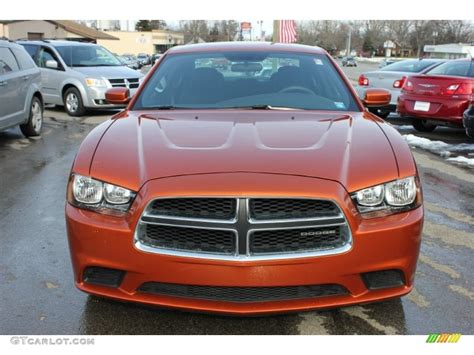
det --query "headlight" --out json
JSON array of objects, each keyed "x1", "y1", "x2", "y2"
[
  {"x1": 68, "y1": 174, "x2": 136, "y2": 215},
  {"x1": 352, "y1": 176, "x2": 420, "y2": 217},
  {"x1": 85, "y1": 78, "x2": 107, "y2": 87}
]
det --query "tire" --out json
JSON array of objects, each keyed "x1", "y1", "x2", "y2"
[
  {"x1": 368, "y1": 108, "x2": 391, "y2": 119},
  {"x1": 412, "y1": 119, "x2": 437, "y2": 132},
  {"x1": 64, "y1": 87, "x2": 86, "y2": 117},
  {"x1": 20, "y1": 96, "x2": 43, "y2": 137}
]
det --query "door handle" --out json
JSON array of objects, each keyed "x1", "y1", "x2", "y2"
[
  {"x1": 23, "y1": 76, "x2": 30, "y2": 80},
  {"x1": 0, "y1": 81, "x2": 7, "y2": 87}
]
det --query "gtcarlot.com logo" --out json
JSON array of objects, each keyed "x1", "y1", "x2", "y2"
[
  {"x1": 10, "y1": 336, "x2": 95, "y2": 346},
  {"x1": 426, "y1": 333, "x2": 461, "y2": 343}
]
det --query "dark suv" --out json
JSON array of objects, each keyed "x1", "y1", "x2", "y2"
[{"x1": 0, "y1": 39, "x2": 43, "y2": 136}]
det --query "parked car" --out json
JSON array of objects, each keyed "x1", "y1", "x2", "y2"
[
  {"x1": 17, "y1": 40, "x2": 144, "y2": 116},
  {"x1": 378, "y1": 59, "x2": 397, "y2": 68},
  {"x1": 151, "y1": 53, "x2": 162, "y2": 66},
  {"x1": 342, "y1": 56, "x2": 357, "y2": 67},
  {"x1": 357, "y1": 59, "x2": 444, "y2": 118},
  {"x1": 137, "y1": 53, "x2": 150, "y2": 66},
  {"x1": 397, "y1": 58, "x2": 474, "y2": 132},
  {"x1": 463, "y1": 105, "x2": 474, "y2": 138},
  {"x1": 66, "y1": 42, "x2": 423, "y2": 315},
  {"x1": 118, "y1": 55, "x2": 140, "y2": 70},
  {"x1": 0, "y1": 40, "x2": 43, "y2": 136}
]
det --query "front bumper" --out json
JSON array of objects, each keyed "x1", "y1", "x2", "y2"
[{"x1": 66, "y1": 173, "x2": 423, "y2": 315}]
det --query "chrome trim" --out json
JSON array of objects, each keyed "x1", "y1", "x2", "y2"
[{"x1": 134, "y1": 197, "x2": 353, "y2": 261}]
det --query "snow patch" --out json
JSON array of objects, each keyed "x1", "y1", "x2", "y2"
[
  {"x1": 404, "y1": 134, "x2": 474, "y2": 168},
  {"x1": 446, "y1": 156, "x2": 474, "y2": 167}
]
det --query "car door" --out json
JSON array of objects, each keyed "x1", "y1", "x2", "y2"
[
  {"x1": 0, "y1": 46, "x2": 23, "y2": 130},
  {"x1": 35, "y1": 46, "x2": 64, "y2": 105}
]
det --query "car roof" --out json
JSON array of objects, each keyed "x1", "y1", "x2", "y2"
[
  {"x1": 0, "y1": 39, "x2": 26, "y2": 50},
  {"x1": 168, "y1": 41, "x2": 326, "y2": 55},
  {"x1": 16, "y1": 40, "x2": 99, "y2": 47}
]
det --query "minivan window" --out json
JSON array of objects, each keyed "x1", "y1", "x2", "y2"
[
  {"x1": 37, "y1": 47, "x2": 59, "y2": 69},
  {"x1": 134, "y1": 51, "x2": 359, "y2": 111},
  {"x1": 11, "y1": 47, "x2": 36, "y2": 70},
  {"x1": 20, "y1": 44, "x2": 38, "y2": 59},
  {"x1": 0, "y1": 47, "x2": 20, "y2": 74},
  {"x1": 427, "y1": 60, "x2": 474, "y2": 78},
  {"x1": 55, "y1": 45, "x2": 122, "y2": 67}
]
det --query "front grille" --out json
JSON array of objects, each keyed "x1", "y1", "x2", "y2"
[
  {"x1": 135, "y1": 197, "x2": 351, "y2": 260},
  {"x1": 147, "y1": 198, "x2": 236, "y2": 220},
  {"x1": 138, "y1": 282, "x2": 348, "y2": 303},
  {"x1": 249, "y1": 198, "x2": 340, "y2": 220},
  {"x1": 249, "y1": 225, "x2": 348, "y2": 255},
  {"x1": 138, "y1": 224, "x2": 236, "y2": 255},
  {"x1": 108, "y1": 78, "x2": 140, "y2": 89}
]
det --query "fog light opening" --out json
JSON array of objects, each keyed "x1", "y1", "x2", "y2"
[
  {"x1": 83, "y1": 267, "x2": 125, "y2": 288},
  {"x1": 361, "y1": 269, "x2": 405, "y2": 290}
]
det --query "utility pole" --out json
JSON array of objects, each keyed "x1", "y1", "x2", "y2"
[
  {"x1": 346, "y1": 28, "x2": 352, "y2": 56},
  {"x1": 273, "y1": 20, "x2": 280, "y2": 43}
]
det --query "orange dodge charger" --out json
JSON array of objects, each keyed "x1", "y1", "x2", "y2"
[{"x1": 65, "y1": 42, "x2": 423, "y2": 315}]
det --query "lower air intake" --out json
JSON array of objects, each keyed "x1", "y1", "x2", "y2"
[{"x1": 138, "y1": 282, "x2": 349, "y2": 303}]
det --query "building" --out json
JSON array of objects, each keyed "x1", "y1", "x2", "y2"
[
  {"x1": 97, "y1": 30, "x2": 184, "y2": 55},
  {"x1": 0, "y1": 20, "x2": 118, "y2": 43},
  {"x1": 424, "y1": 43, "x2": 474, "y2": 59}
]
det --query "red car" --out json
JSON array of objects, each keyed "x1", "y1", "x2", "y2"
[
  {"x1": 66, "y1": 42, "x2": 423, "y2": 315},
  {"x1": 397, "y1": 58, "x2": 474, "y2": 132}
]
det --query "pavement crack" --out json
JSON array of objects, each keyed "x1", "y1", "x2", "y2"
[
  {"x1": 423, "y1": 222, "x2": 474, "y2": 249},
  {"x1": 418, "y1": 254, "x2": 461, "y2": 279},
  {"x1": 448, "y1": 285, "x2": 474, "y2": 301},
  {"x1": 425, "y1": 202, "x2": 474, "y2": 225},
  {"x1": 342, "y1": 306, "x2": 398, "y2": 335},
  {"x1": 406, "y1": 287, "x2": 430, "y2": 308}
]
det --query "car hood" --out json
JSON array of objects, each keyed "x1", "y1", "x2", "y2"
[
  {"x1": 72, "y1": 66, "x2": 143, "y2": 78},
  {"x1": 90, "y1": 110, "x2": 400, "y2": 192}
]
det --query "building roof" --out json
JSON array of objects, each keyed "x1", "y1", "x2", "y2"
[{"x1": 0, "y1": 20, "x2": 118, "y2": 40}]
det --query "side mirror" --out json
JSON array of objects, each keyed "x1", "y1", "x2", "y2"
[
  {"x1": 105, "y1": 87, "x2": 130, "y2": 105},
  {"x1": 45, "y1": 60, "x2": 59, "y2": 69},
  {"x1": 363, "y1": 88, "x2": 391, "y2": 107}
]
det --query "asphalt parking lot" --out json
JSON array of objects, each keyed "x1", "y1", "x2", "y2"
[{"x1": 0, "y1": 62, "x2": 473, "y2": 335}]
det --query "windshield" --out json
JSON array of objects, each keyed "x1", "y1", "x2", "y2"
[
  {"x1": 427, "y1": 60, "x2": 474, "y2": 78},
  {"x1": 381, "y1": 59, "x2": 440, "y2": 73},
  {"x1": 55, "y1": 45, "x2": 122, "y2": 67},
  {"x1": 133, "y1": 51, "x2": 359, "y2": 111}
]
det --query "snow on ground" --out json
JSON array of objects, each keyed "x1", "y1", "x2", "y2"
[
  {"x1": 404, "y1": 134, "x2": 474, "y2": 168},
  {"x1": 446, "y1": 156, "x2": 474, "y2": 167}
]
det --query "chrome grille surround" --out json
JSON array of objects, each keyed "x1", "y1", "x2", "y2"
[{"x1": 134, "y1": 197, "x2": 352, "y2": 261}]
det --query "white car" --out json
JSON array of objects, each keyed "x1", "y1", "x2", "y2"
[{"x1": 356, "y1": 59, "x2": 444, "y2": 118}]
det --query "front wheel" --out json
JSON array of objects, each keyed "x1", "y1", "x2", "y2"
[
  {"x1": 20, "y1": 96, "x2": 43, "y2": 137},
  {"x1": 412, "y1": 119, "x2": 437, "y2": 132},
  {"x1": 64, "y1": 87, "x2": 86, "y2": 117}
]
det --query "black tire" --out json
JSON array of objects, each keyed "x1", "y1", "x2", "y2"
[
  {"x1": 20, "y1": 96, "x2": 43, "y2": 137},
  {"x1": 64, "y1": 87, "x2": 86, "y2": 117},
  {"x1": 412, "y1": 119, "x2": 437, "y2": 132},
  {"x1": 368, "y1": 108, "x2": 391, "y2": 119},
  {"x1": 466, "y1": 126, "x2": 474, "y2": 139}
]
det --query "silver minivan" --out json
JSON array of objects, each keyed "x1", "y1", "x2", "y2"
[
  {"x1": 0, "y1": 40, "x2": 43, "y2": 136},
  {"x1": 18, "y1": 40, "x2": 144, "y2": 116}
]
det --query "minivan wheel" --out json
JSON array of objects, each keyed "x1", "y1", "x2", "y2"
[
  {"x1": 64, "y1": 87, "x2": 86, "y2": 117},
  {"x1": 412, "y1": 119, "x2": 437, "y2": 132},
  {"x1": 20, "y1": 96, "x2": 43, "y2": 137}
]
